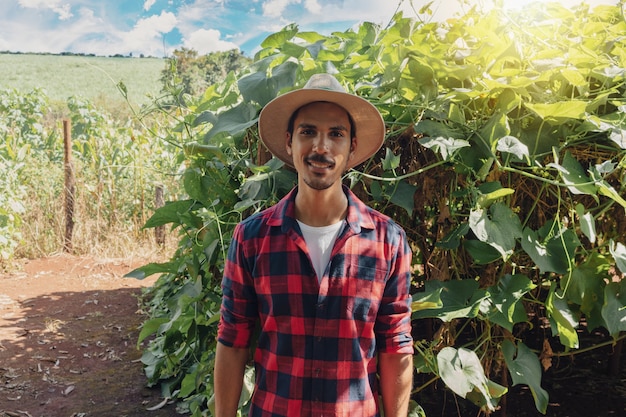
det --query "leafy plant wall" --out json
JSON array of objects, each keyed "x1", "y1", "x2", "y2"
[{"x1": 131, "y1": 2, "x2": 626, "y2": 415}]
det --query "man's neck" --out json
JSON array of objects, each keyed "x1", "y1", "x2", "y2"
[{"x1": 294, "y1": 182, "x2": 347, "y2": 227}]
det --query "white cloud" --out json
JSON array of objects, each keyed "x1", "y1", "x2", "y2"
[
  {"x1": 304, "y1": 0, "x2": 322, "y2": 14},
  {"x1": 174, "y1": 0, "x2": 243, "y2": 54},
  {"x1": 262, "y1": 0, "x2": 300, "y2": 18},
  {"x1": 18, "y1": 0, "x2": 51, "y2": 6},
  {"x1": 18, "y1": 0, "x2": 74, "y2": 20},
  {"x1": 56, "y1": 4, "x2": 73, "y2": 20},
  {"x1": 134, "y1": 11, "x2": 178, "y2": 36},
  {"x1": 183, "y1": 28, "x2": 238, "y2": 54},
  {"x1": 119, "y1": 12, "x2": 178, "y2": 55},
  {"x1": 144, "y1": 0, "x2": 157, "y2": 11}
]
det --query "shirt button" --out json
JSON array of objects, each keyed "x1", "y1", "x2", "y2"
[
  {"x1": 316, "y1": 336, "x2": 322, "y2": 342},
  {"x1": 314, "y1": 368, "x2": 321, "y2": 376}
]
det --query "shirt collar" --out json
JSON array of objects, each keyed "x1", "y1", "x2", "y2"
[{"x1": 266, "y1": 185, "x2": 376, "y2": 233}]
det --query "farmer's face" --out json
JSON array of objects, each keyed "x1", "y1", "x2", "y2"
[{"x1": 286, "y1": 101, "x2": 355, "y2": 191}]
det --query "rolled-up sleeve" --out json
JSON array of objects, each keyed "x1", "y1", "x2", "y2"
[
  {"x1": 218, "y1": 223, "x2": 258, "y2": 348},
  {"x1": 375, "y1": 227, "x2": 413, "y2": 354}
]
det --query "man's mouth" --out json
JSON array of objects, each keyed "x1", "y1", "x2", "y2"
[{"x1": 306, "y1": 155, "x2": 335, "y2": 169}]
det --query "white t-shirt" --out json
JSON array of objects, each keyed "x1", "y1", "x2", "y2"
[{"x1": 297, "y1": 220, "x2": 345, "y2": 282}]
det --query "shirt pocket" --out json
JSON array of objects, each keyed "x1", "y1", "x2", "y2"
[{"x1": 343, "y1": 261, "x2": 388, "y2": 321}]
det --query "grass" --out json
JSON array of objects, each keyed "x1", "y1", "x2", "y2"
[{"x1": 0, "y1": 53, "x2": 165, "y2": 108}]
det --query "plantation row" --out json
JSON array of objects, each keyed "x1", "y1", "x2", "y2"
[
  {"x1": 0, "y1": 88, "x2": 182, "y2": 262},
  {"x1": 2, "y1": 1, "x2": 626, "y2": 416},
  {"x1": 0, "y1": 47, "x2": 250, "y2": 262}
]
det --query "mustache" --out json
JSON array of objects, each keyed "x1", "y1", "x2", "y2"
[{"x1": 306, "y1": 154, "x2": 335, "y2": 165}]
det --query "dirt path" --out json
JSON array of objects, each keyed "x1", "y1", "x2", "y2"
[{"x1": 0, "y1": 254, "x2": 175, "y2": 417}]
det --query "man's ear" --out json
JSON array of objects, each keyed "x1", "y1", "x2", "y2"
[
  {"x1": 285, "y1": 132, "x2": 292, "y2": 155},
  {"x1": 349, "y1": 138, "x2": 357, "y2": 159}
]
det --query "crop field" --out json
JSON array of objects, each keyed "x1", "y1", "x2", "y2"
[{"x1": 0, "y1": 53, "x2": 165, "y2": 106}]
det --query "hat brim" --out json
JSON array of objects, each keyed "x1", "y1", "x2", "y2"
[{"x1": 258, "y1": 88, "x2": 385, "y2": 169}]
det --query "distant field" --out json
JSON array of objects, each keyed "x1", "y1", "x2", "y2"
[{"x1": 0, "y1": 53, "x2": 165, "y2": 106}]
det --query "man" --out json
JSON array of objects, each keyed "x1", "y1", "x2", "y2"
[{"x1": 214, "y1": 73, "x2": 414, "y2": 417}]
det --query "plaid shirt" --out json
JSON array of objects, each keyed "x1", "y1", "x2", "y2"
[{"x1": 218, "y1": 186, "x2": 413, "y2": 417}]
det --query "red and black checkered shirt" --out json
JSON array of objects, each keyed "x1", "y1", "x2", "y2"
[{"x1": 218, "y1": 186, "x2": 413, "y2": 417}]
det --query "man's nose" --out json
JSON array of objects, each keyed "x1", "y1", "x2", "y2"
[{"x1": 312, "y1": 134, "x2": 329, "y2": 152}]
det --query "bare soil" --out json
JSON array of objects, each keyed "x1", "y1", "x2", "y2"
[
  {"x1": 0, "y1": 254, "x2": 175, "y2": 417},
  {"x1": 0, "y1": 255, "x2": 624, "y2": 417}
]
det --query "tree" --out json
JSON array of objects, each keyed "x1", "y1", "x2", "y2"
[{"x1": 160, "y1": 47, "x2": 252, "y2": 96}]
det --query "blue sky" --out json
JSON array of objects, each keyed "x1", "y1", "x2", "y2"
[{"x1": 0, "y1": 0, "x2": 618, "y2": 58}]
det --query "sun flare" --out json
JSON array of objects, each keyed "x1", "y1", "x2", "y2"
[{"x1": 499, "y1": 0, "x2": 614, "y2": 11}]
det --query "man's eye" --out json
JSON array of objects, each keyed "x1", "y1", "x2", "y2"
[{"x1": 300, "y1": 129, "x2": 315, "y2": 135}]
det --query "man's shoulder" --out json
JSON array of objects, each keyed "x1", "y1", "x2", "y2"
[
  {"x1": 235, "y1": 201, "x2": 285, "y2": 240},
  {"x1": 365, "y1": 205, "x2": 405, "y2": 234},
  {"x1": 348, "y1": 189, "x2": 405, "y2": 232},
  {"x1": 239, "y1": 204, "x2": 278, "y2": 227}
]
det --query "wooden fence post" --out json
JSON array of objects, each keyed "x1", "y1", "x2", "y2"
[
  {"x1": 63, "y1": 119, "x2": 75, "y2": 253},
  {"x1": 154, "y1": 184, "x2": 165, "y2": 247}
]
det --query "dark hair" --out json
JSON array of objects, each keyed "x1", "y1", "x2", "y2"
[{"x1": 287, "y1": 101, "x2": 356, "y2": 139}]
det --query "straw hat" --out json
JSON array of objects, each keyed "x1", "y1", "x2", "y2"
[{"x1": 258, "y1": 73, "x2": 385, "y2": 169}]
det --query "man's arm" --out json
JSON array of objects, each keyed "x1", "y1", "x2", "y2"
[
  {"x1": 214, "y1": 342, "x2": 249, "y2": 417},
  {"x1": 379, "y1": 351, "x2": 413, "y2": 417}
]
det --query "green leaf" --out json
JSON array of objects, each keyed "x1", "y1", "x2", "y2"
[
  {"x1": 609, "y1": 129, "x2": 626, "y2": 149},
  {"x1": 317, "y1": 49, "x2": 346, "y2": 62},
  {"x1": 437, "y1": 223, "x2": 470, "y2": 249},
  {"x1": 144, "y1": 199, "x2": 202, "y2": 229},
  {"x1": 415, "y1": 120, "x2": 464, "y2": 141},
  {"x1": 382, "y1": 148, "x2": 401, "y2": 171},
  {"x1": 564, "y1": 253, "x2": 609, "y2": 331},
  {"x1": 465, "y1": 379, "x2": 508, "y2": 413},
  {"x1": 407, "y1": 400, "x2": 427, "y2": 417},
  {"x1": 238, "y1": 61, "x2": 298, "y2": 107},
  {"x1": 609, "y1": 240, "x2": 626, "y2": 274},
  {"x1": 546, "y1": 283, "x2": 580, "y2": 349},
  {"x1": 240, "y1": 365, "x2": 256, "y2": 408},
  {"x1": 483, "y1": 274, "x2": 536, "y2": 332},
  {"x1": 548, "y1": 151, "x2": 596, "y2": 195},
  {"x1": 464, "y1": 240, "x2": 502, "y2": 264},
  {"x1": 191, "y1": 111, "x2": 218, "y2": 128},
  {"x1": 204, "y1": 103, "x2": 258, "y2": 140},
  {"x1": 412, "y1": 279, "x2": 485, "y2": 321},
  {"x1": 602, "y1": 280, "x2": 626, "y2": 337},
  {"x1": 260, "y1": 23, "x2": 299, "y2": 48},
  {"x1": 411, "y1": 288, "x2": 443, "y2": 313},
  {"x1": 437, "y1": 347, "x2": 502, "y2": 411},
  {"x1": 137, "y1": 317, "x2": 169, "y2": 345},
  {"x1": 437, "y1": 347, "x2": 481, "y2": 397},
  {"x1": 575, "y1": 203, "x2": 596, "y2": 243},
  {"x1": 525, "y1": 100, "x2": 587, "y2": 123},
  {"x1": 184, "y1": 168, "x2": 210, "y2": 206},
  {"x1": 388, "y1": 180, "x2": 417, "y2": 216},
  {"x1": 180, "y1": 364, "x2": 200, "y2": 397},
  {"x1": 469, "y1": 203, "x2": 522, "y2": 259},
  {"x1": 183, "y1": 142, "x2": 222, "y2": 159},
  {"x1": 594, "y1": 177, "x2": 626, "y2": 209},
  {"x1": 125, "y1": 261, "x2": 179, "y2": 280},
  {"x1": 479, "y1": 112, "x2": 509, "y2": 149},
  {"x1": 502, "y1": 340, "x2": 549, "y2": 414},
  {"x1": 400, "y1": 56, "x2": 438, "y2": 100},
  {"x1": 521, "y1": 224, "x2": 579, "y2": 274}
]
